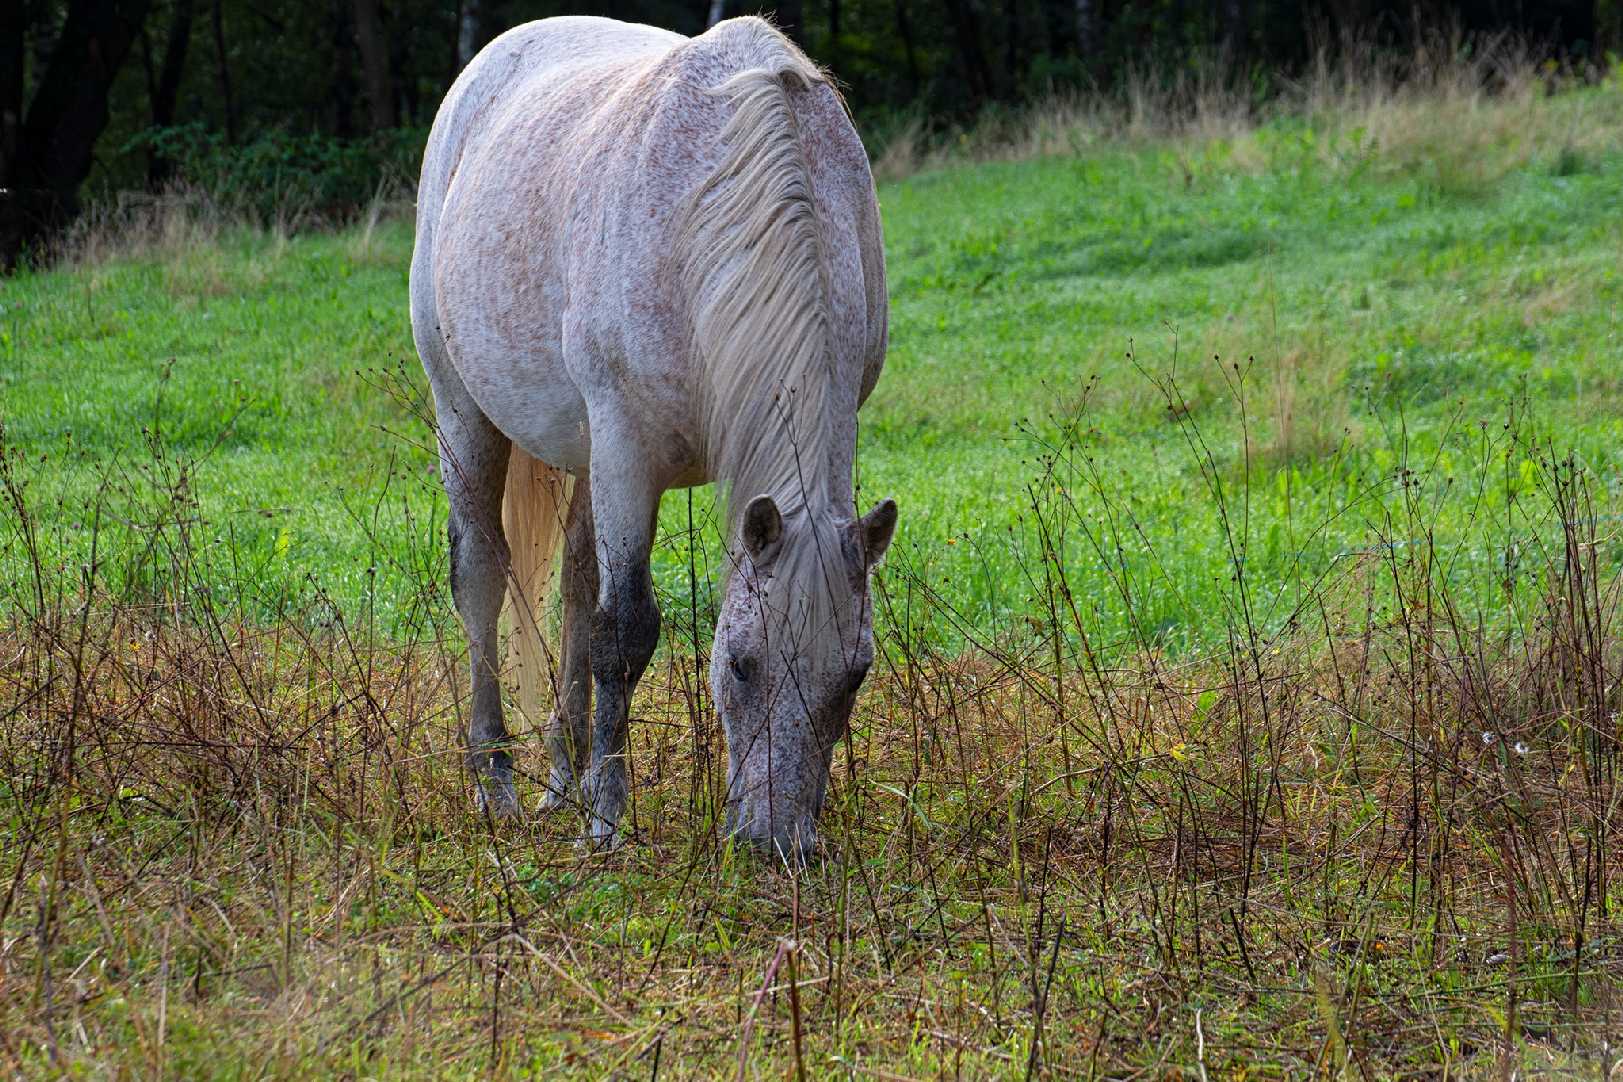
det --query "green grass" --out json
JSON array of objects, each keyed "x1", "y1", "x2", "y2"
[
  {"x1": 6, "y1": 87, "x2": 1623, "y2": 648},
  {"x1": 870, "y1": 92, "x2": 1623, "y2": 638},
  {"x1": 3, "y1": 79, "x2": 1623, "y2": 1078}
]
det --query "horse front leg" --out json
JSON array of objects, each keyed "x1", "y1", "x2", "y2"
[{"x1": 581, "y1": 460, "x2": 661, "y2": 849}]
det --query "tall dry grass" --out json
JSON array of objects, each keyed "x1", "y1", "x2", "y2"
[
  {"x1": 1, "y1": 352, "x2": 1618, "y2": 1074},
  {"x1": 52, "y1": 177, "x2": 412, "y2": 280},
  {"x1": 872, "y1": 28, "x2": 1623, "y2": 184}
]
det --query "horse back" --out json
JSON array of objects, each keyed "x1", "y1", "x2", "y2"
[{"x1": 413, "y1": 17, "x2": 886, "y2": 485}]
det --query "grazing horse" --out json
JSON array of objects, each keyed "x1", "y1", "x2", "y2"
[{"x1": 410, "y1": 15, "x2": 895, "y2": 859}]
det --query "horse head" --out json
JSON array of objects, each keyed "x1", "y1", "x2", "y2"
[{"x1": 711, "y1": 494, "x2": 896, "y2": 863}]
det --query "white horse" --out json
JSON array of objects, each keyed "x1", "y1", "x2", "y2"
[{"x1": 411, "y1": 15, "x2": 895, "y2": 858}]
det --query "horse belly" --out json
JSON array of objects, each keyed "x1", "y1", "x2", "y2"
[
  {"x1": 456, "y1": 342, "x2": 592, "y2": 472},
  {"x1": 432, "y1": 184, "x2": 593, "y2": 471}
]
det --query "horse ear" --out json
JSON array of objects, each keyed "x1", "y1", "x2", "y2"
[
  {"x1": 860, "y1": 499, "x2": 897, "y2": 567},
  {"x1": 742, "y1": 495, "x2": 784, "y2": 561}
]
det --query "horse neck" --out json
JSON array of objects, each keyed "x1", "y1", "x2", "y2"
[
  {"x1": 678, "y1": 58, "x2": 858, "y2": 536},
  {"x1": 766, "y1": 413, "x2": 856, "y2": 523}
]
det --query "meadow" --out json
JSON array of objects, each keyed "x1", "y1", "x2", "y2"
[{"x1": 2, "y1": 54, "x2": 1623, "y2": 1076}]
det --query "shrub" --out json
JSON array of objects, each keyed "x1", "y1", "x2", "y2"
[{"x1": 127, "y1": 122, "x2": 427, "y2": 225}]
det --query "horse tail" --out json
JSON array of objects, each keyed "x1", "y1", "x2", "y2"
[{"x1": 502, "y1": 446, "x2": 573, "y2": 727}]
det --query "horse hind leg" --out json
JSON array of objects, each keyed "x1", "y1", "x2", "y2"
[
  {"x1": 433, "y1": 385, "x2": 519, "y2": 817},
  {"x1": 540, "y1": 476, "x2": 596, "y2": 811}
]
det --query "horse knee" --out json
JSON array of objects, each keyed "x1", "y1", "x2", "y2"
[
  {"x1": 447, "y1": 515, "x2": 464, "y2": 599},
  {"x1": 447, "y1": 511, "x2": 508, "y2": 622},
  {"x1": 592, "y1": 587, "x2": 660, "y2": 683}
]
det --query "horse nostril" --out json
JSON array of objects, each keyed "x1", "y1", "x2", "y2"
[{"x1": 739, "y1": 819, "x2": 818, "y2": 865}]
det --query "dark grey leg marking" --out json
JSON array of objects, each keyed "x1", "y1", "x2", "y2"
[
  {"x1": 432, "y1": 383, "x2": 518, "y2": 818},
  {"x1": 581, "y1": 542, "x2": 660, "y2": 847},
  {"x1": 541, "y1": 477, "x2": 597, "y2": 810}
]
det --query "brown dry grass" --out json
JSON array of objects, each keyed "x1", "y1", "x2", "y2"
[
  {"x1": 58, "y1": 181, "x2": 411, "y2": 286},
  {"x1": 2, "y1": 379, "x2": 1619, "y2": 1077}
]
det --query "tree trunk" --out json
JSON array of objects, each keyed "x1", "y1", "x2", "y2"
[
  {"x1": 3, "y1": 0, "x2": 154, "y2": 266},
  {"x1": 140, "y1": 24, "x2": 158, "y2": 122},
  {"x1": 894, "y1": 0, "x2": 920, "y2": 96},
  {"x1": 397, "y1": 29, "x2": 418, "y2": 125},
  {"x1": 148, "y1": 0, "x2": 194, "y2": 184},
  {"x1": 829, "y1": 0, "x2": 841, "y2": 42},
  {"x1": 12, "y1": 0, "x2": 155, "y2": 192},
  {"x1": 1005, "y1": 0, "x2": 1019, "y2": 95},
  {"x1": 211, "y1": 0, "x2": 236, "y2": 142},
  {"x1": 458, "y1": 0, "x2": 486, "y2": 65},
  {"x1": 706, "y1": 0, "x2": 727, "y2": 29},
  {"x1": 0, "y1": 0, "x2": 23, "y2": 181},
  {"x1": 942, "y1": 0, "x2": 993, "y2": 108},
  {"x1": 331, "y1": 0, "x2": 357, "y2": 137},
  {"x1": 352, "y1": 0, "x2": 395, "y2": 130}
]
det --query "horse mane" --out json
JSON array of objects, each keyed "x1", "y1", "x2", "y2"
[{"x1": 679, "y1": 28, "x2": 860, "y2": 650}]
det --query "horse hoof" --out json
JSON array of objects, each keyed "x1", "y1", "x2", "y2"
[
  {"x1": 537, "y1": 766, "x2": 576, "y2": 812},
  {"x1": 578, "y1": 817, "x2": 626, "y2": 852},
  {"x1": 579, "y1": 765, "x2": 626, "y2": 846},
  {"x1": 474, "y1": 776, "x2": 520, "y2": 820}
]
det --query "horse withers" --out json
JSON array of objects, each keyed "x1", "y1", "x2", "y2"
[{"x1": 410, "y1": 15, "x2": 895, "y2": 860}]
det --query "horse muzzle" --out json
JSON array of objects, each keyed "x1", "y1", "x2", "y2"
[{"x1": 727, "y1": 798, "x2": 820, "y2": 865}]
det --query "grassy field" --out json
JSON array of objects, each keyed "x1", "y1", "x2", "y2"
[
  {"x1": 7, "y1": 72, "x2": 1623, "y2": 646},
  {"x1": 3, "y1": 63, "x2": 1623, "y2": 1076}
]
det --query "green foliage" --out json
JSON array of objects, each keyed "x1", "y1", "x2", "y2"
[{"x1": 127, "y1": 122, "x2": 429, "y2": 221}]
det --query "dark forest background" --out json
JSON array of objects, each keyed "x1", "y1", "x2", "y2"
[{"x1": 3, "y1": 0, "x2": 1619, "y2": 265}]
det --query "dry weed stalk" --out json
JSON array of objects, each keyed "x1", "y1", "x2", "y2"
[{"x1": 1, "y1": 343, "x2": 1619, "y2": 1075}]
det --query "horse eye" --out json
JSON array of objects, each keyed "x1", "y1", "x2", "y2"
[{"x1": 729, "y1": 654, "x2": 755, "y2": 682}]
